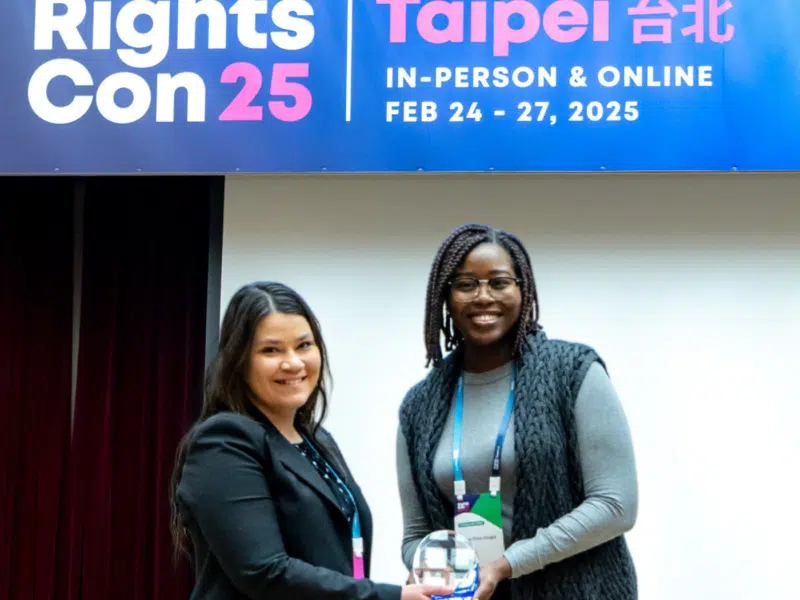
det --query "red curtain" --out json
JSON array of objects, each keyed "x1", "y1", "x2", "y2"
[
  {"x1": 57, "y1": 177, "x2": 213, "y2": 600},
  {"x1": 0, "y1": 179, "x2": 75, "y2": 600}
]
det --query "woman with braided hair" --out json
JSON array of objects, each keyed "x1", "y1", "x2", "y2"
[{"x1": 396, "y1": 224, "x2": 639, "y2": 600}]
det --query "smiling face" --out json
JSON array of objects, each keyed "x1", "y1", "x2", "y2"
[
  {"x1": 245, "y1": 312, "x2": 321, "y2": 422},
  {"x1": 447, "y1": 242, "x2": 523, "y2": 350}
]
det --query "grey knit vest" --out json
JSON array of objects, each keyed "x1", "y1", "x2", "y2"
[{"x1": 399, "y1": 329, "x2": 637, "y2": 600}]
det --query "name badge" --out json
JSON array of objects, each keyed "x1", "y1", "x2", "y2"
[{"x1": 453, "y1": 491, "x2": 504, "y2": 563}]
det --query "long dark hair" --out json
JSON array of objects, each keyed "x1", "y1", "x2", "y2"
[
  {"x1": 169, "y1": 281, "x2": 331, "y2": 560},
  {"x1": 423, "y1": 223, "x2": 540, "y2": 367}
]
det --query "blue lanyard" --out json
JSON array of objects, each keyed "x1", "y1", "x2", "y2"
[
  {"x1": 301, "y1": 435, "x2": 363, "y2": 556},
  {"x1": 453, "y1": 365, "x2": 516, "y2": 500}
]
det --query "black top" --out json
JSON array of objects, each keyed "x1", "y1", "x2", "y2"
[{"x1": 176, "y1": 412, "x2": 401, "y2": 600}]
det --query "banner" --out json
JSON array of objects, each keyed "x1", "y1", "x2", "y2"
[{"x1": 1, "y1": 1, "x2": 796, "y2": 174}]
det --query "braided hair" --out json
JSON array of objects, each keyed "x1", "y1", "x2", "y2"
[{"x1": 424, "y1": 223, "x2": 539, "y2": 367}]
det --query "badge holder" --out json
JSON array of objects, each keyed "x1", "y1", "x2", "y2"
[{"x1": 353, "y1": 536, "x2": 365, "y2": 579}]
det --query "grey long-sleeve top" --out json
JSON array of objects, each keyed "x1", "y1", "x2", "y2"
[{"x1": 396, "y1": 361, "x2": 638, "y2": 579}]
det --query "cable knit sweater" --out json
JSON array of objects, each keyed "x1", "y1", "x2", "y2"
[{"x1": 398, "y1": 330, "x2": 637, "y2": 600}]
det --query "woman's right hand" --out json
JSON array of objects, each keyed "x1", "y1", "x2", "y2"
[{"x1": 401, "y1": 584, "x2": 454, "y2": 600}]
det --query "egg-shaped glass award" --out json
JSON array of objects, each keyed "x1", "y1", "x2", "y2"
[{"x1": 411, "y1": 530, "x2": 479, "y2": 599}]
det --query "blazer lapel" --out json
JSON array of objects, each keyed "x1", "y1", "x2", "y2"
[{"x1": 263, "y1": 424, "x2": 345, "y2": 516}]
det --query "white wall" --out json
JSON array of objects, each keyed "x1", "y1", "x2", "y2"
[{"x1": 221, "y1": 173, "x2": 800, "y2": 599}]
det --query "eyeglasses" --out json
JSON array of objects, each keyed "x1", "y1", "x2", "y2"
[{"x1": 448, "y1": 276, "x2": 520, "y2": 302}]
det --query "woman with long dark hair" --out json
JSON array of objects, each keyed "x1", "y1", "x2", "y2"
[{"x1": 170, "y1": 282, "x2": 450, "y2": 600}]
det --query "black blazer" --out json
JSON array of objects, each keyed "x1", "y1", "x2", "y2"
[{"x1": 177, "y1": 411, "x2": 401, "y2": 600}]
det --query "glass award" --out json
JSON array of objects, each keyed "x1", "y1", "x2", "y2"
[{"x1": 412, "y1": 530, "x2": 479, "y2": 599}]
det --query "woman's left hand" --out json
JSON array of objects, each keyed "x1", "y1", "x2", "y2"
[{"x1": 473, "y1": 557, "x2": 512, "y2": 600}]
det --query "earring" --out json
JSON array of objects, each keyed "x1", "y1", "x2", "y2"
[{"x1": 444, "y1": 313, "x2": 456, "y2": 351}]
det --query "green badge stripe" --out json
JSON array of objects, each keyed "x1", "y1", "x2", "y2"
[{"x1": 471, "y1": 493, "x2": 502, "y2": 528}]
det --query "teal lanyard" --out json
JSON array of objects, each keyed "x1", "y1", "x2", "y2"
[
  {"x1": 300, "y1": 435, "x2": 362, "y2": 553},
  {"x1": 453, "y1": 365, "x2": 516, "y2": 500}
]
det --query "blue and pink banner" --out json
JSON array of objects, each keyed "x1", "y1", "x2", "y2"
[{"x1": 0, "y1": 1, "x2": 796, "y2": 174}]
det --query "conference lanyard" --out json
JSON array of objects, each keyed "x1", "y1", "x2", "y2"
[
  {"x1": 300, "y1": 435, "x2": 365, "y2": 579},
  {"x1": 453, "y1": 365, "x2": 516, "y2": 500}
]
